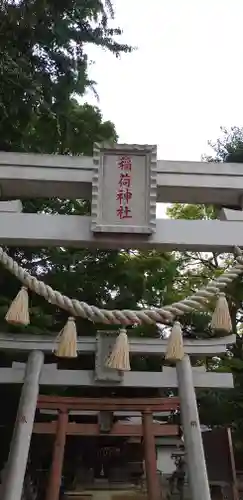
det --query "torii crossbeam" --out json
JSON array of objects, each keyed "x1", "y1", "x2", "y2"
[
  {"x1": 0, "y1": 150, "x2": 242, "y2": 206},
  {"x1": 0, "y1": 146, "x2": 243, "y2": 251}
]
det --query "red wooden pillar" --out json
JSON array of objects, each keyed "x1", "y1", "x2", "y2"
[
  {"x1": 45, "y1": 409, "x2": 68, "y2": 500},
  {"x1": 142, "y1": 410, "x2": 160, "y2": 500}
]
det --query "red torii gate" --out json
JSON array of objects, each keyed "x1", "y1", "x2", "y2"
[{"x1": 36, "y1": 395, "x2": 180, "y2": 500}]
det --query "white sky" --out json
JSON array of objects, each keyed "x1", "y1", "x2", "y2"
[
  {"x1": 85, "y1": 0, "x2": 243, "y2": 161},
  {"x1": 84, "y1": 0, "x2": 243, "y2": 216}
]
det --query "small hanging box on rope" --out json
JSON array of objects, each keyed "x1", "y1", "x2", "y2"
[
  {"x1": 165, "y1": 321, "x2": 184, "y2": 361},
  {"x1": 211, "y1": 293, "x2": 232, "y2": 335},
  {"x1": 105, "y1": 328, "x2": 131, "y2": 371},
  {"x1": 5, "y1": 286, "x2": 30, "y2": 326},
  {"x1": 54, "y1": 317, "x2": 78, "y2": 358}
]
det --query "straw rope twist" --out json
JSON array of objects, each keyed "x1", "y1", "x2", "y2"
[{"x1": 1, "y1": 246, "x2": 243, "y2": 325}]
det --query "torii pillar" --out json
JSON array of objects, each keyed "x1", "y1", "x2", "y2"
[
  {"x1": 177, "y1": 355, "x2": 211, "y2": 500},
  {"x1": 142, "y1": 410, "x2": 160, "y2": 500},
  {"x1": 1, "y1": 350, "x2": 44, "y2": 500}
]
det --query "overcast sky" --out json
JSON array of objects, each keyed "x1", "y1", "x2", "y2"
[
  {"x1": 85, "y1": 0, "x2": 243, "y2": 162},
  {"x1": 83, "y1": 0, "x2": 243, "y2": 217}
]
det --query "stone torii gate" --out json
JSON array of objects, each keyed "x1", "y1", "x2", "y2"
[
  {"x1": 1, "y1": 145, "x2": 243, "y2": 250},
  {"x1": 0, "y1": 144, "x2": 241, "y2": 500}
]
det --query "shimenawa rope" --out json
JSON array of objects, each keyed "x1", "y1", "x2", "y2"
[{"x1": 0, "y1": 245, "x2": 242, "y2": 325}]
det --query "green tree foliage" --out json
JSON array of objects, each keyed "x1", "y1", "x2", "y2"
[
  {"x1": 0, "y1": 0, "x2": 180, "y2": 350},
  {"x1": 168, "y1": 127, "x2": 243, "y2": 452},
  {"x1": 0, "y1": 0, "x2": 132, "y2": 151},
  {"x1": 205, "y1": 126, "x2": 243, "y2": 164},
  {"x1": 0, "y1": 0, "x2": 123, "y2": 332}
]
